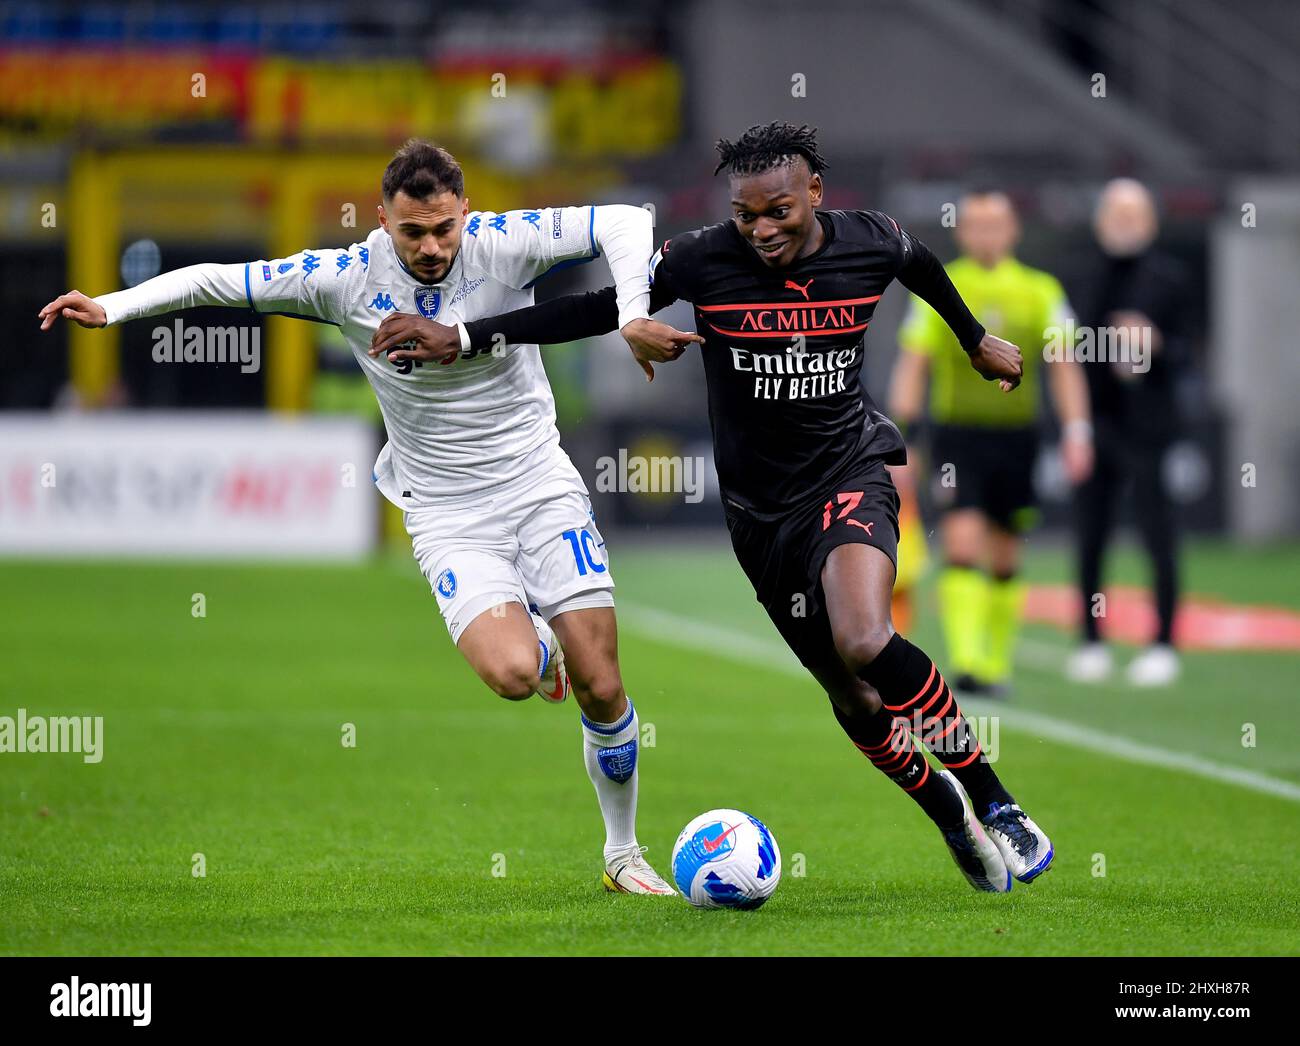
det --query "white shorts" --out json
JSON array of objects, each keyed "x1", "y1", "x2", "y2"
[{"x1": 406, "y1": 454, "x2": 616, "y2": 644}]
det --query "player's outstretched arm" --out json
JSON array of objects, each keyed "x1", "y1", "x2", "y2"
[
  {"x1": 468, "y1": 282, "x2": 698, "y2": 381},
  {"x1": 966, "y1": 332, "x2": 1023, "y2": 392},
  {"x1": 39, "y1": 263, "x2": 258, "y2": 332},
  {"x1": 562, "y1": 205, "x2": 702, "y2": 380},
  {"x1": 39, "y1": 250, "x2": 359, "y2": 333},
  {"x1": 39, "y1": 290, "x2": 106, "y2": 330},
  {"x1": 621, "y1": 317, "x2": 705, "y2": 381},
  {"x1": 368, "y1": 312, "x2": 463, "y2": 366},
  {"x1": 367, "y1": 287, "x2": 626, "y2": 366},
  {"x1": 439, "y1": 210, "x2": 703, "y2": 378},
  {"x1": 368, "y1": 285, "x2": 628, "y2": 365},
  {"x1": 476, "y1": 281, "x2": 698, "y2": 381},
  {"x1": 372, "y1": 281, "x2": 700, "y2": 381}
]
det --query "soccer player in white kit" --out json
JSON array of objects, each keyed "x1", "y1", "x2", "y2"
[{"x1": 38, "y1": 139, "x2": 685, "y2": 896}]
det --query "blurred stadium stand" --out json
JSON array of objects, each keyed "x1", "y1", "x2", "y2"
[{"x1": 1, "y1": 0, "x2": 1296, "y2": 541}]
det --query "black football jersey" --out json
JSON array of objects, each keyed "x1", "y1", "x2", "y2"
[
  {"x1": 650, "y1": 209, "x2": 952, "y2": 518},
  {"x1": 461, "y1": 207, "x2": 986, "y2": 518}
]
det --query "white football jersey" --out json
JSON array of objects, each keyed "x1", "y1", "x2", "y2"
[
  {"x1": 247, "y1": 206, "x2": 650, "y2": 505},
  {"x1": 96, "y1": 205, "x2": 652, "y2": 506}
]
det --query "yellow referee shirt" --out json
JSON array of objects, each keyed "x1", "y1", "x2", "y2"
[{"x1": 899, "y1": 256, "x2": 1070, "y2": 427}]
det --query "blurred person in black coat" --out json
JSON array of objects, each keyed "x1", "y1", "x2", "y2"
[{"x1": 1064, "y1": 179, "x2": 1189, "y2": 687}]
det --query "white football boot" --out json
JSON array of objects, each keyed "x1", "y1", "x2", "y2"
[
  {"x1": 1065, "y1": 642, "x2": 1113, "y2": 684},
  {"x1": 602, "y1": 845, "x2": 676, "y2": 896},
  {"x1": 531, "y1": 611, "x2": 570, "y2": 704},
  {"x1": 1126, "y1": 644, "x2": 1180, "y2": 687},
  {"x1": 981, "y1": 801, "x2": 1054, "y2": 883},
  {"x1": 936, "y1": 770, "x2": 1012, "y2": 893}
]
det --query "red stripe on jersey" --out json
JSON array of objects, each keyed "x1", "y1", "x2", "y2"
[
  {"x1": 707, "y1": 321, "x2": 871, "y2": 339},
  {"x1": 698, "y1": 295, "x2": 881, "y2": 311}
]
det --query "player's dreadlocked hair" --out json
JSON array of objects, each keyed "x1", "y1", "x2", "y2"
[{"x1": 713, "y1": 122, "x2": 829, "y2": 178}]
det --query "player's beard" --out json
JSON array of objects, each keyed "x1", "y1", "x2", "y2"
[{"x1": 413, "y1": 257, "x2": 447, "y2": 283}]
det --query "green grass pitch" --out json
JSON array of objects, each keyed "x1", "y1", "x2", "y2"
[{"x1": 2, "y1": 539, "x2": 1298, "y2": 955}]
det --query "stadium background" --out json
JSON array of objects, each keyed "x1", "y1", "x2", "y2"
[{"x1": 2, "y1": 0, "x2": 1298, "y2": 956}]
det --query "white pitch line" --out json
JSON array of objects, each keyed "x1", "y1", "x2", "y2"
[
  {"x1": 1011, "y1": 637, "x2": 1066, "y2": 671},
  {"x1": 618, "y1": 603, "x2": 1300, "y2": 805}
]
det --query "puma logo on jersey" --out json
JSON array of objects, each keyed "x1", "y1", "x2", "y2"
[{"x1": 784, "y1": 278, "x2": 814, "y2": 300}]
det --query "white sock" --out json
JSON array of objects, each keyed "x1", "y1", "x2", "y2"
[{"x1": 581, "y1": 697, "x2": 639, "y2": 863}]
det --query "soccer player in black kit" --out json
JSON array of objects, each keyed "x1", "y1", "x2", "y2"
[{"x1": 371, "y1": 123, "x2": 1053, "y2": 893}]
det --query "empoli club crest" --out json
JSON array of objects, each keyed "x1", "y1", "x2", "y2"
[
  {"x1": 415, "y1": 287, "x2": 441, "y2": 319},
  {"x1": 435, "y1": 569, "x2": 457, "y2": 599}
]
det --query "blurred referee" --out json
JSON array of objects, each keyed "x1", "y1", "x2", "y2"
[{"x1": 890, "y1": 190, "x2": 1092, "y2": 696}]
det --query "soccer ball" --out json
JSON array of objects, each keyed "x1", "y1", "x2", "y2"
[{"x1": 671, "y1": 809, "x2": 781, "y2": 909}]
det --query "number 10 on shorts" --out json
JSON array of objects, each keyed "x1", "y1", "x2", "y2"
[{"x1": 562, "y1": 528, "x2": 607, "y2": 576}]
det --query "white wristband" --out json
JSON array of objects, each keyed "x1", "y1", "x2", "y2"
[
  {"x1": 456, "y1": 322, "x2": 471, "y2": 353},
  {"x1": 1063, "y1": 419, "x2": 1093, "y2": 442}
]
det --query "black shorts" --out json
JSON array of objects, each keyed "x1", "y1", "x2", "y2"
[
  {"x1": 724, "y1": 458, "x2": 900, "y2": 673},
  {"x1": 930, "y1": 424, "x2": 1039, "y2": 532}
]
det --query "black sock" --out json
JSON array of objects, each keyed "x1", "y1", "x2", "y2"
[
  {"x1": 832, "y1": 701, "x2": 964, "y2": 829},
  {"x1": 856, "y1": 633, "x2": 1014, "y2": 816}
]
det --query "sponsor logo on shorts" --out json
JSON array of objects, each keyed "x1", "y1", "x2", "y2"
[{"x1": 435, "y1": 568, "x2": 457, "y2": 599}]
